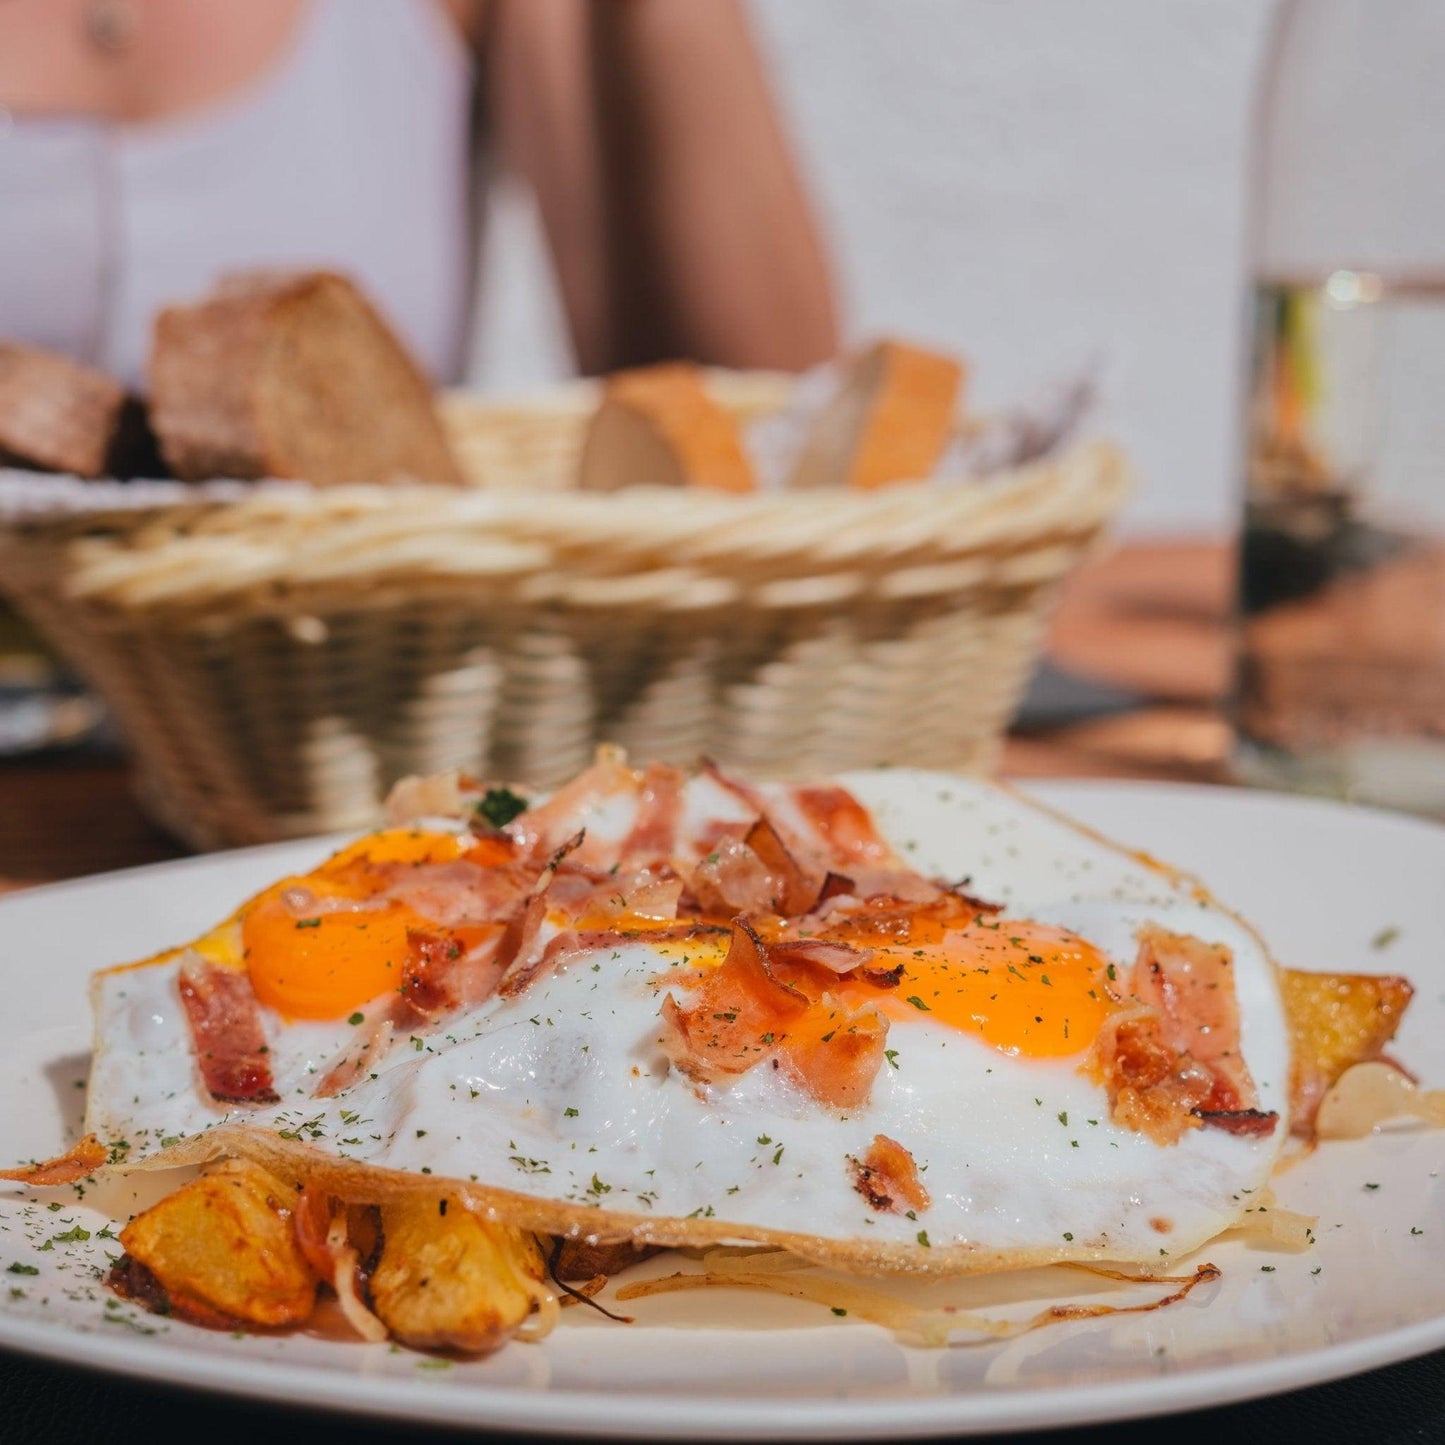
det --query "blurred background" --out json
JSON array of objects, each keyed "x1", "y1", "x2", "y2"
[
  {"x1": 478, "y1": 0, "x2": 1273, "y2": 536},
  {"x1": 3, "y1": 0, "x2": 1443, "y2": 874}
]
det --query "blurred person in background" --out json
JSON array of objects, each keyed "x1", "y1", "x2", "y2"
[{"x1": 0, "y1": 0, "x2": 838, "y2": 387}]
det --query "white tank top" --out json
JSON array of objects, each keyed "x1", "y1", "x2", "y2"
[{"x1": 0, "y1": 0, "x2": 476, "y2": 388}]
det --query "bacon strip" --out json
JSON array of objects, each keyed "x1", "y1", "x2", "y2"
[
  {"x1": 849, "y1": 1134, "x2": 931, "y2": 1214},
  {"x1": 788, "y1": 786, "x2": 897, "y2": 869},
  {"x1": 1134, "y1": 924, "x2": 1272, "y2": 1124},
  {"x1": 658, "y1": 920, "x2": 810, "y2": 1084},
  {"x1": 506, "y1": 748, "x2": 638, "y2": 866},
  {"x1": 400, "y1": 925, "x2": 508, "y2": 1020},
  {"x1": 0, "y1": 1135, "x2": 107, "y2": 1185},
  {"x1": 659, "y1": 922, "x2": 890, "y2": 1108},
  {"x1": 177, "y1": 957, "x2": 280, "y2": 1105},
  {"x1": 743, "y1": 816, "x2": 824, "y2": 916},
  {"x1": 780, "y1": 996, "x2": 890, "y2": 1110},
  {"x1": 688, "y1": 835, "x2": 780, "y2": 918},
  {"x1": 1092, "y1": 926, "x2": 1278, "y2": 1145},
  {"x1": 769, "y1": 937, "x2": 875, "y2": 975},
  {"x1": 621, "y1": 762, "x2": 687, "y2": 867},
  {"x1": 315, "y1": 1019, "x2": 395, "y2": 1099}
]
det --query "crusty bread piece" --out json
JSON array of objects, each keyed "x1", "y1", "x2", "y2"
[
  {"x1": 790, "y1": 339, "x2": 964, "y2": 491},
  {"x1": 0, "y1": 344, "x2": 127, "y2": 478},
  {"x1": 578, "y1": 363, "x2": 755, "y2": 493},
  {"x1": 148, "y1": 271, "x2": 463, "y2": 486}
]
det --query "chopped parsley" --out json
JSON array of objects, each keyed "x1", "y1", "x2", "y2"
[{"x1": 476, "y1": 787, "x2": 529, "y2": 830}]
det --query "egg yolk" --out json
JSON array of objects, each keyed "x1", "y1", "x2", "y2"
[
  {"x1": 836, "y1": 921, "x2": 1114, "y2": 1058},
  {"x1": 244, "y1": 894, "x2": 418, "y2": 1020},
  {"x1": 242, "y1": 829, "x2": 486, "y2": 1020},
  {"x1": 745, "y1": 905, "x2": 1114, "y2": 1059}
]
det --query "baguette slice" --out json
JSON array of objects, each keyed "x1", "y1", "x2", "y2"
[
  {"x1": 578, "y1": 362, "x2": 755, "y2": 493},
  {"x1": 0, "y1": 344, "x2": 127, "y2": 478},
  {"x1": 790, "y1": 339, "x2": 964, "y2": 491},
  {"x1": 149, "y1": 271, "x2": 463, "y2": 486}
]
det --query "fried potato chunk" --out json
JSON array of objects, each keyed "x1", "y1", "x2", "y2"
[
  {"x1": 118, "y1": 1159, "x2": 317, "y2": 1327},
  {"x1": 1281, "y1": 968, "x2": 1414, "y2": 1135},
  {"x1": 369, "y1": 1196, "x2": 545, "y2": 1353}
]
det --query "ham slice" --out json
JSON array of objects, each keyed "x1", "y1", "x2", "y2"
[
  {"x1": 400, "y1": 926, "x2": 508, "y2": 1021},
  {"x1": 620, "y1": 762, "x2": 687, "y2": 867},
  {"x1": 659, "y1": 920, "x2": 810, "y2": 1084},
  {"x1": 178, "y1": 956, "x2": 280, "y2": 1105},
  {"x1": 1092, "y1": 925, "x2": 1278, "y2": 1145},
  {"x1": 0, "y1": 1135, "x2": 107, "y2": 1185},
  {"x1": 658, "y1": 921, "x2": 890, "y2": 1109},
  {"x1": 849, "y1": 1134, "x2": 931, "y2": 1214}
]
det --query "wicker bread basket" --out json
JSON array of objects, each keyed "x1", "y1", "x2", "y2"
[{"x1": 0, "y1": 374, "x2": 1129, "y2": 848}]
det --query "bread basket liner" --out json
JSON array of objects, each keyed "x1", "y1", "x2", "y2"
[{"x1": 0, "y1": 381, "x2": 1131, "y2": 848}]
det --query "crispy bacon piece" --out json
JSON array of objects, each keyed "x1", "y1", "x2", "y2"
[
  {"x1": 849, "y1": 1134, "x2": 931, "y2": 1214},
  {"x1": 743, "y1": 816, "x2": 824, "y2": 916},
  {"x1": 780, "y1": 997, "x2": 890, "y2": 1110},
  {"x1": 506, "y1": 747, "x2": 639, "y2": 866},
  {"x1": 658, "y1": 920, "x2": 810, "y2": 1084},
  {"x1": 383, "y1": 857, "x2": 534, "y2": 928},
  {"x1": 315, "y1": 1019, "x2": 395, "y2": 1098},
  {"x1": 659, "y1": 922, "x2": 890, "y2": 1108},
  {"x1": 0, "y1": 1135, "x2": 107, "y2": 1185},
  {"x1": 401, "y1": 925, "x2": 508, "y2": 1020},
  {"x1": 620, "y1": 761, "x2": 687, "y2": 867},
  {"x1": 768, "y1": 937, "x2": 876, "y2": 978},
  {"x1": 1092, "y1": 925, "x2": 1278, "y2": 1145},
  {"x1": 1193, "y1": 1109, "x2": 1279, "y2": 1137},
  {"x1": 178, "y1": 957, "x2": 279, "y2": 1105},
  {"x1": 688, "y1": 835, "x2": 780, "y2": 918},
  {"x1": 789, "y1": 786, "x2": 896, "y2": 869}
]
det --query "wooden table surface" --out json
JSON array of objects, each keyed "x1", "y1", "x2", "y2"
[{"x1": 0, "y1": 539, "x2": 1234, "y2": 895}]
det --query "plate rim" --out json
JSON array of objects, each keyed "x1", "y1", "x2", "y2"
[{"x1": 2, "y1": 776, "x2": 1442, "y2": 1437}]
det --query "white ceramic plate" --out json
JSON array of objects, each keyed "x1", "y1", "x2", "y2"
[{"x1": 1, "y1": 780, "x2": 1442, "y2": 1438}]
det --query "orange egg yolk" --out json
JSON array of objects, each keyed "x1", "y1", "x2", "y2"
[
  {"x1": 745, "y1": 906, "x2": 1114, "y2": 1059},
  {"x1": 242, "y1": 829, "x2": 495, "y2": 1020},
  {"x1": 836, "y1": 921, "x2": 1114, "y2": 1058}
]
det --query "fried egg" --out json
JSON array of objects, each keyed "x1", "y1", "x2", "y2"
[{"x1": 84, "y1": 760, "x2": 1290, "y2": 1275}]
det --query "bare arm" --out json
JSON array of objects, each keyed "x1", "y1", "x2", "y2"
[{"x1": 484, "y1": 0, "x2": 838, "y2": 375}]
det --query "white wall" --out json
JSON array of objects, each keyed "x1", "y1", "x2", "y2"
[{"x1": 470, "y1": 0, "x2": 1277, "y2": 535}]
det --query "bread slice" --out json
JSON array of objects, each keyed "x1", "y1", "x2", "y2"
[
  {"x1": 789, "y1": 340, "x2": 964, "y2": 491},
  {"x1": 148, "y1": 271, "x2": 463, "y2": 486},
  {"x1": 578, "y1": 363, "x2": 755, "y2": 493},
  {"x1": 0, "y1": 344, "x2": 127, "y2": 478}
]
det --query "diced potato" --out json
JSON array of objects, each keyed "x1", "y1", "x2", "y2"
[
  {"x1": 118, "y1": 1159, "x2": 318, "y2": 1327},
  {"x1": 1281, "y1": 968, "x2": 1414, "y2": 1134},
  {"x1": 369, "y1": 1196, "x2": 545, "y2": 1353}
]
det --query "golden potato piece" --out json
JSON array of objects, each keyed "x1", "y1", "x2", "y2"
[
  {"x1": 118, "y1": 1159, "x2": 317, "y2": 1327},
  {"x1": 370, "y1": 1196, "x2": 545, "y2": 1353},
  {"x1": 1281, "y1": 968, "x2": 1414, "y2": 1135}
]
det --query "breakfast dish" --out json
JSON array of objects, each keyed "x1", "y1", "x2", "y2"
[
  {"x1": 3, "y1": 755, "x2": 1436, "y2": 1368},
  {"x1": 0, "y1": 777, "x2": 1441, "y2": 1436}
]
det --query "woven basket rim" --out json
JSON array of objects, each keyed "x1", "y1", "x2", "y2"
[{"x1": 0, "y1": 376, "x2": 1131, "y2": 622}]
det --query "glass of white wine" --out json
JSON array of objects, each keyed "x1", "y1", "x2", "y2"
[{"x1": 1234, "y1": 0, "x2": 1445, "y2": 816}]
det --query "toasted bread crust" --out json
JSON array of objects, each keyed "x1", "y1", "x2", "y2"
[
  {"x1": 580, "y1": 363, "x2": 755, "y2": 493},
  {"x1": 792, "y1": 339, "x2": 965, "y2": 492},
  {"x1": 0, "y1": 344, "x2": 127, "y2": 478},
  {"x1": 149, "y1": 271, "x2": 463, "y2": 486}
]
